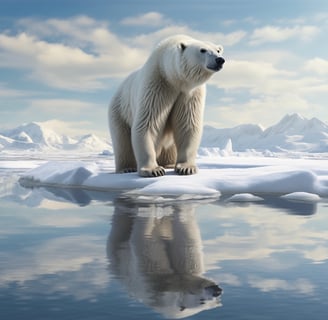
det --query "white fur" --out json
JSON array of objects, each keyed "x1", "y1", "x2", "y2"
[{"x1": 108, "y1": 35, "x2": 224, "y2": 177}]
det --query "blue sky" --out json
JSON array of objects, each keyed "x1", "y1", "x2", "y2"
[{"x1": 0, "y1": 0, "x2": 327, "y2": 136}]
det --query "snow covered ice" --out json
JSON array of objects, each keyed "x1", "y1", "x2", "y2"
[
  {"x1": 2, "y1": 113, "x2": 328, "y2": 202},
  {"x1": 18, "y1": 156, "x2": 328, "y2": 202}
]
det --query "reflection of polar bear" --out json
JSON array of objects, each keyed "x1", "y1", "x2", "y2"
[
  {"x1": 108, "y1": 35, "x2": 224, "y2": 177},
  {"x1": 107, "y1": 199, "x2": 222, "y2": 319}
]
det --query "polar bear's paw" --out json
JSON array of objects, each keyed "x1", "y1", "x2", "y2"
[
  {"x1": 139, "y1": 166, "x2": 166, "y2": 177},
  {"x1": 175, "y1": 163, "x2": 198, "y2": 175}
]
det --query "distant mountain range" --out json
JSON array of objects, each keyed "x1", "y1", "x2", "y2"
[
  {"x1": 0, "y1": 122, "x2": 112, "y2": 153},
  {"x1": 1, "y1": 113, "x2": 328, "y2": 154},
  {"x1": 200, "y1": 113, "x2": 328, "y2": 153}
]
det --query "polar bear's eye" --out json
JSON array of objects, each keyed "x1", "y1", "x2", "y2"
[
  {"x1": 217, "y1": 46, "x2": 224, "y2": 54},
  {"x1": 200, "y1": 48, "x2": 207, "y2": 53}
]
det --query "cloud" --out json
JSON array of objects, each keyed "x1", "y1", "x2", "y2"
[
  {"x1": 0, "y1": 82, "x2": 28, "y2": 97},
  {"x1": 130, "y1": 26, "x2": 246, "y2": 49},
  {"x1": 210, "y1": 59, "x2": 295, "y2": 94},
  {"x1": 120, "y1": 12, "x2": 170, "y2": 27},
  {"x1": 0, "y1": 32, "x2": 145, "y2": 90},
  {"x1": 209, "y1": 52, "x2": 327, "y2": 103},
  {"x1": 248, "y1": 276, "x2": 315, "y2": 295},
  {"x1": 305, "y1": 57, "x2": 328, "y2": 75},
  {"x1": 0, "y1": 15, "x2": 247, "y2": 92},
  {"x1": 29, "y1": 98, "x2": 97, "y2": 112},
  {"x1": 18, "y1": 15, "x2": 103, "y2": 40},
  {"x1": 24, "y1": 99, "x2": 108, "y2": 135},
  {"x1": 35, "y1": 119, "x2": 94, "y2": 137},
  {"x1": 41, "y1": 118, "x2": 88, "y2": 128},
  {"x1": 0, "y1": 13, "x2": 326, "y2": 130},
  {"x1": 0, "y1": 18, "x2": 149, "y2": 91},
  {"x1": 0, "y1": 33, "x2": 100, "y2": 90},
  {"x1": 250, "y1": 25, "x2": 319, "y2": 45},
  {"x1": 205, "y1": 93, "x2": 313, "y2": 129}
]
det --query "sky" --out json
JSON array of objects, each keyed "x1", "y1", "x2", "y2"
[{"x1": 0, "y1": 0, "x2": 327, "y2": 137}]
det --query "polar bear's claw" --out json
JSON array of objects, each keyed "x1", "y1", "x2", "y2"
[
  {"x1": 152, "y1": 167, "x2": 166, "y2": 177},
  {"x1": 139, "y1": 166, "x2": 166, "y2": 177},
  {"x1": 175, "y1": 164, "x2": 198, "y2": 175}
]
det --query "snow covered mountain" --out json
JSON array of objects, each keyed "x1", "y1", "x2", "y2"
[
  {"x1": 1, "y1": 113, "x2": 327, "y2": 154},
  {"x1": 0, "y1": 122, "x2": 112, "y2": 153},
  {"x1": 200, "y1": 113, "x2": 328, "y2": 153},
  {"x1": 258, "y1": 113, "x2": 328, "y2": 152}
]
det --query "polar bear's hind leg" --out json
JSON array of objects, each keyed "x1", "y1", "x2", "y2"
[{"x1": 109, "y1": 106, "x2": 137, "y2": 173}]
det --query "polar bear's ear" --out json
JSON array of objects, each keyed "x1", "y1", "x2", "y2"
[{"x1": 180, "y1": 43, "x2": 187, "y2": 51}]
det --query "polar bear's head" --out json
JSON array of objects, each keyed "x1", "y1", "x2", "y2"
[
  {"x1": 158, "y1": 35, "x2": 224, "y2": 88},
  {"x1": 180, "y1": 40, "x2": 225, "y2": 73}
]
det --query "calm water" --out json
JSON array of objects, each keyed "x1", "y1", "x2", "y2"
[{"x1": 1, "y1": 176, "x2": 328, "y2": 319}]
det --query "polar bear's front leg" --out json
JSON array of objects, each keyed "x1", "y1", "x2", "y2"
[
  {"x1": 175, "y1": 143, "x2": 199, "y2": 175},
  {"x1": 132, "y1": 129, "x2": 166, "y2": 177},
  {"x1": 174, "y1": 123, "x2": 201, "y2": 175},
  {"x1": 172, "y1": 89, "x2": 205, "y2": 175}
]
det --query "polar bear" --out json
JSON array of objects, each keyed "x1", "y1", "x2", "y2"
[{"x1": 108, "y1": 35, "x2": 224, "y2": 177}]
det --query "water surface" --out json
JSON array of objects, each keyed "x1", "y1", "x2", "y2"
[{"x1": 1, "y1": 180, "x2": 328, "y2": 319}]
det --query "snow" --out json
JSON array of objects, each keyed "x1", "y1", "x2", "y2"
[
  {"x1": 18, "y1": 156, "x2": 328, "y2": 202},
  {"x1": 2, "y1": 113, "x2": 328, "y2": 202}
]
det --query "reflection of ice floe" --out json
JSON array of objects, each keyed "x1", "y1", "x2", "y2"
[
  {"x1": 225, "y1": 193, "x2": 264, "y2": 202},
  {"x1": 281, "y1": 192, "x2": 321, "y2": 203},
  {"x1": 254, "y1": 195, "x2": 318, "y2": 215},
  {"x1": 107, "y1": 199, "x2": 222, "y2": 318}
]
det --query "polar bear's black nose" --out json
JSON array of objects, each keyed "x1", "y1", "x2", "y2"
[{"x1": 216, "y1": 57, "x2": 225, "y2": 66}]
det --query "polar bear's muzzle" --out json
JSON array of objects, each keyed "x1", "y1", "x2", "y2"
[{"x1": 207, "y1": 56, "x2": 225, "y2": 72}]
